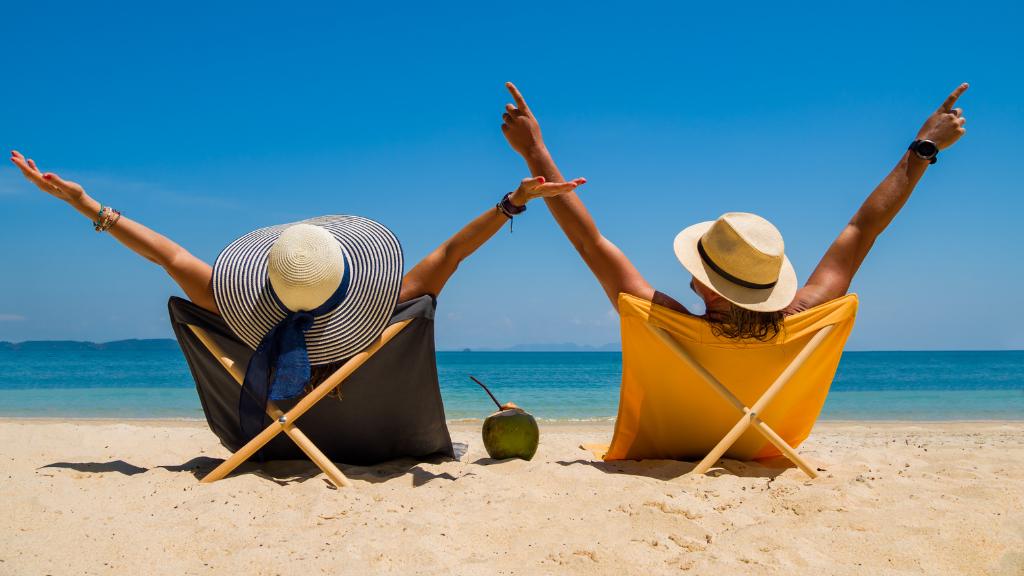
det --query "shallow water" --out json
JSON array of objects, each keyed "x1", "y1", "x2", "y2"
[{"x1": 0, "y1": 348, "x2": 1021, "y2": 420}]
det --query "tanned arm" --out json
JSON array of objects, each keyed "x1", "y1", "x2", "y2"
[
  {"x1": 398, "y1": 175, "x2": 585, "y2": 302},
  {"x1": 10, "y1": 150, "x2": 218, "y2": 313},
  {"x1": 787, "y1": 83, "x2": 970, "y2": 313},
  {"x1": 501, "y1": 83, "x2": 655, "y2": 311}
]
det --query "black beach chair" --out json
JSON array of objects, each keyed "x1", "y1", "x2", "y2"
[{"x1": 168, "y1": 294, "x2": 454, "y2": 488}]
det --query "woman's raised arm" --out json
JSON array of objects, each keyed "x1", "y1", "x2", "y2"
[
  {"x1": 9, "y1": 150, "x2": 218, "y2": 313},
  {"x1": 788, "y1": 83, "x2": 969, "y2": 313},
  {"x1": 500, "y1": 83, "x2": 653, "y2": 310},
  {"x1": 398, "y1": 175, "x2": 585, "y2": 302}
]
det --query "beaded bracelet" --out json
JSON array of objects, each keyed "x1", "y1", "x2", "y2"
[{"x1": 93, "y1": 206, "x2": 122, "y2": 232}]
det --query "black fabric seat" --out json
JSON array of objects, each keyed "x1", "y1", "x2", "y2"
[{"x1": 168, "y1": 295, "x2": 454, "y2": 465}]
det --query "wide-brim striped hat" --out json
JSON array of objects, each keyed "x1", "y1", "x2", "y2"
[{"x1": 213, "y1": 215, "x2": 403, "y2": 365}]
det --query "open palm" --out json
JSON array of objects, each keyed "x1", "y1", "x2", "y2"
[{"x1": 9, "y1": 150, "x2": 84, "y2": 203}]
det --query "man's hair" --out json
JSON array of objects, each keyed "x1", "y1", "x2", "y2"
[{"x1": 706, "y1": 304, "x2": 784, "y2": 341}]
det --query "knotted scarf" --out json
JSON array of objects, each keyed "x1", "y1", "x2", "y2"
[{"x1": 238, "y1": 264, "x2": 351, "y2": 444}]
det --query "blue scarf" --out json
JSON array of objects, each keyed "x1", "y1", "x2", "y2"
[{"x1": 239, "y1": 263, "x2": 351, "y2": 444}]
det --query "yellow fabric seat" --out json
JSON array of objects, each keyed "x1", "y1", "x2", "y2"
[{"x1": 590, "y1": 292, "x2": 858, "y2": 464}]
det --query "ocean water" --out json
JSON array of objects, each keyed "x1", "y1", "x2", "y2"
[{"x1": 0, "y1": 348, "x2": 1021, "y2": 421}]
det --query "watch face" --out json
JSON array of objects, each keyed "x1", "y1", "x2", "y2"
[{"x1": 916, "y1": 140, "x2": 938, "y2": 157}]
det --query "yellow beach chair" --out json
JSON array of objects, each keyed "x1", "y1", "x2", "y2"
[{"x1": 585, "y1": 293, "x2": 858, "y2": 478}]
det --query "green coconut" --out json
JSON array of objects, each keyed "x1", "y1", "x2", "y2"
[
  {"x1": 469, "y1": 375, "x2": 540, "y2": 461},
  {"x1": 482, "y1": 408, "x2": 539, "y2": 461}
]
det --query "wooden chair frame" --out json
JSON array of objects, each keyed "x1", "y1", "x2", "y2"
[
  {"x1": 646, "y1": 322, "x2": 836, "y2": 479},
  {"x1": 187, "y1": 319, "x2": 413, "y2": 488}
]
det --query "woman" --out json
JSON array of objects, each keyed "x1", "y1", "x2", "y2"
[
  {"x1": 498, "y1": 82, "x2": 968, "y2": 336},
  {"x1": 10, "y1": 149, "x2": 584, "y2": 313},
  {"x1": 9, "y1": 149, "x2": 585, "y2": 431}
]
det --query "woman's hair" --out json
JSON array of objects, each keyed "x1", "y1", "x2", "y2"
[
  {"x1": 705, "y1": 304, "x2": 784, "y2": 341},
  {"x1": 305, "y1": 363, "x2": 345, "y2": 399}
]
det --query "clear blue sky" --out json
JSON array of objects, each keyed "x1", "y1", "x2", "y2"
[{"x1": 1, "y1": 1, "x2": 1021, "y2": 350}]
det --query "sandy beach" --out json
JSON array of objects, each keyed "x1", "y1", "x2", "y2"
[{"x1": 2, "y1": 419, "x2": 1022, "y2": 575}]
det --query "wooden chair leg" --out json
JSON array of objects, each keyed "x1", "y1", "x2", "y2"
[
  {"x1": 285, "y1": 427, "x2": 352, "y2": 488},
  {"x1": 691, "y1": 408, "x2": 755, "y2": 474},
  {"x1": 188, "y1": 319, "x2": 412, "y2": 486},
  {"x1": 749, "y1": 419, "x2": 818, "y2": 478},
  {"x1": 691, "y1": 410, "x2": 818, "y2": 477},
  {"x1": 189, "y1": 325, "x2": 350, "y2": 486},
  {"x1": 649, "y1": 323, "x2": 834, "y2": 478}
]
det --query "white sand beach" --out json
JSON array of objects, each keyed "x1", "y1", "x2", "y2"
[{"x1": 2, "y1": 420, "x2": 1022, "y2": 575}]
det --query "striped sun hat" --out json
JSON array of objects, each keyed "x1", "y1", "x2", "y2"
[
  {"x1": 213, "y1": 214, "x2": 403, "y2": 366},
  {"x1": 213, "y1": 215, "x2": 403, "y2": 440}
]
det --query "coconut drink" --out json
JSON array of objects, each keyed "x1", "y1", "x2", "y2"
[{"x1": 470, "y1": 376, "x2": 540, "y2": 461}]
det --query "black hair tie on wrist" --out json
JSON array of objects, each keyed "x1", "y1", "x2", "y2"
[{"x1": 497, "y1": 192, "x2": 526, "y2": 232}]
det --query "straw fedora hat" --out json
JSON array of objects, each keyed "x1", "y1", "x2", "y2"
[
  {"x1": 673, "y1": 212, "x2": 797, "y2": 312},
  {"x1": 213, "y1": 215, "x2": 404, "y2": 366}
]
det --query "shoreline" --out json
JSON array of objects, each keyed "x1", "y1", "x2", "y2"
[{"x1": 2, "y1": 415, "x2": 1023, "y2": 425}]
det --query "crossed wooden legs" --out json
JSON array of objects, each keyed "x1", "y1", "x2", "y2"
[
  {"x1": 188, "y1": 319, "x2": 412, "y2": 488},
  {"x1": 647, "y1": 323, "x2": 836, "y2": 479}
]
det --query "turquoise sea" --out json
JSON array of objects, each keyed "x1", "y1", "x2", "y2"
[{"x1": 0, "y1": 347, "x2": 1021, "y2": 421}]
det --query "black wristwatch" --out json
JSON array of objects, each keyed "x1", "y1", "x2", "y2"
[{"x1": 908, "y1": 139, "x2": 939, "y2": 164}]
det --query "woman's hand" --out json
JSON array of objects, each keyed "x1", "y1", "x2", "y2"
[
  {"x1": 916, "y1": 83, "x2": 969, "y2": 150},
  {"x1": 501, "y1": 82, "x2": 547, "y2": 158},
  {"x1": 508, "y1": 175, "x2": 587, "y2": 206},
  {"x1": 10, "y1": 150, "x2": 85, "y2": 204}
]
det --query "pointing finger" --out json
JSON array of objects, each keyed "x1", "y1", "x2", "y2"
[
  {"x1": 505, "y1": 82, "x2": 531, "y2": 116},
  {"x1": 939, "y1": 83, "x2": 969, "y2": 112}
]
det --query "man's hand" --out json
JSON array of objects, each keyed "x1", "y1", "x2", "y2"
[
  {"x1": 501, "y1": 82, "x2": 546, "y2": 157},
  {"x1": 916, "y1": 83, "x2": 969, "y2": 150},
  {"x1": 508, "y1": 176, "x2": 587, "y2": 206}
]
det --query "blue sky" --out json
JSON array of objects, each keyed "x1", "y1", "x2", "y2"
[{"x1": 1, "y1": 1, "x2": 1021, "y2": 350}]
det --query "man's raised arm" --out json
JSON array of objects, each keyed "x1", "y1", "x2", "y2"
[{"x1": 789, "y1": 83, "x2": 970, "y2": 312}]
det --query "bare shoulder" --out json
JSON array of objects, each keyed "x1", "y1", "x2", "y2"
[
  {"x1": 651, "y1": 290, "x2": 690, "y2": 314},
  {"x1": 782, "y1": 285, "x2": 836, "y2": 316}
]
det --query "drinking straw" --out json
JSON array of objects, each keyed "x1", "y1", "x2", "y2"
[{"x1": 468, "y1": 375, "x2": 503, "y2": 410}]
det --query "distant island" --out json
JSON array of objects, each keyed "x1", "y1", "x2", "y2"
[{"x1": 0, "y1": 339, "x2": 180, "y2": 351}]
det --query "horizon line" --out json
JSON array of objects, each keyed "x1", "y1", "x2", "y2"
[{"x1": 1, "y1": 338, "x2": 1022, "y2": 354}]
